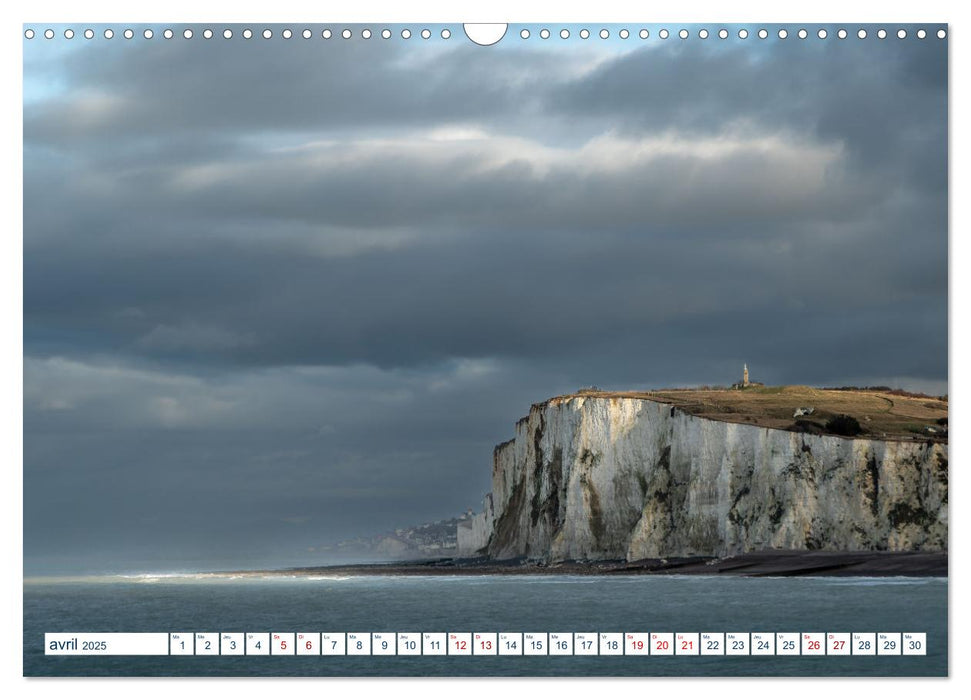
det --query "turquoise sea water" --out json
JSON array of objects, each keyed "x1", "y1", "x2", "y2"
[{"x1": 24, "y1": 574, "x2": 947, "y2": 676}]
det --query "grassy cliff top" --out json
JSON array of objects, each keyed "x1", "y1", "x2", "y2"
[{"x1": 550, "y1": 385, "x2": 948, "y2": 443}]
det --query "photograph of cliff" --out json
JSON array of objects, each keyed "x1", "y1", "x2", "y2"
[
  {"x1": 463, "y1": 384, "x2": 946, "y2": 567},
  {"x1": 23, "y1": 21, "x2": 947, "y2": 678}
]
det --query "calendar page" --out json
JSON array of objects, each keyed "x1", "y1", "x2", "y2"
[{"x1": 20, "y1": 5, "x2": 949, "y2": 684}]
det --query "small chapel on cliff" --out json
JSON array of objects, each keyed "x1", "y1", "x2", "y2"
[{"x1": 732, "y1": 364, "x2": 764, "y2": 390}]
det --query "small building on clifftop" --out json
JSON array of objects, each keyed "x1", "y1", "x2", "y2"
[{"x1": 732, "y1": 363, "x2": 764, "y2": 390}]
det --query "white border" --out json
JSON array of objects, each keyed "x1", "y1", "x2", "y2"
[{"x1": 5, "y1": 1, "x2": 965, "y2": 699}]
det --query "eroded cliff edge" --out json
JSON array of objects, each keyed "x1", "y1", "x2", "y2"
[{"x1": 462, "y1": 395, "x2": 947, "y2": 562}]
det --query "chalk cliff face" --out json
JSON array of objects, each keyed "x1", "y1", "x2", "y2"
[
  {"x1": 467, "y1": 396, "x2": 947, "y2": 561},
  {"x1": 457, "y1": 494, "x2": 494, "y2": 556}
]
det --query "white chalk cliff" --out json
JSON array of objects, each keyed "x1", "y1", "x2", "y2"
[{"x1": 460, "y1": 396, "x2": 947, "y2": 561}]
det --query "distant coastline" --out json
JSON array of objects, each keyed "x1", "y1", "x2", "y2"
[{"x1": 215, "y1": 550, "x2": 947, "y2": 579}]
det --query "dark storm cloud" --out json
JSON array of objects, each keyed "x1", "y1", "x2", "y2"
[
  {"x1": 24, "y1": 355, "x2": 564, "y2": 569},
  {"x1": 24, "y1": 196, "x2": 944, "y2": 369},
  {"x1": 551, "y1": 39, "x2": 946, "y2": 182},
  {"x1": 23, "y1": 28, "x2": 947, "y2": 572}
]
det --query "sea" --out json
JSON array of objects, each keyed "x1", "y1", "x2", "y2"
[{"x1": 23, "y1": 574, "x2": 947, "y2": 677}]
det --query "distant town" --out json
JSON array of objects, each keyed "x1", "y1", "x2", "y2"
[{"x1": 316, "y1": 511, "x2": 479, "y2": 559}]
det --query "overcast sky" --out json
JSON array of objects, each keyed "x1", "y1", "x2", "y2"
[{"x1": 23, "y1": 25, "x2": 947, "y2": 573}]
